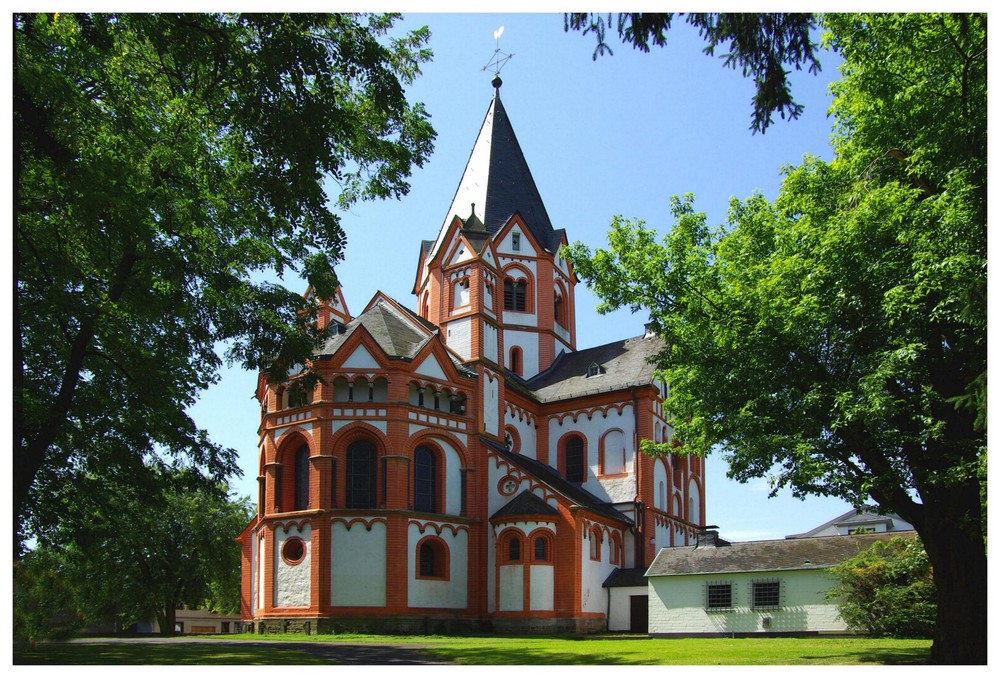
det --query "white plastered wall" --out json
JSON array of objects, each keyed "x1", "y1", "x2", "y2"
[
  {"x1": 274, "y1": 523, "x2": 311, "y2": 608},
  {"x1": 407, "y1": 524, "x2": 469, "y2": 609},
  {"x1": 330, "y1": 520, "x2": 387, "y2": 607}
]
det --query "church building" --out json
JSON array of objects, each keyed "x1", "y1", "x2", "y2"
[{"x1": 238, "y1": 78, "x2": 706, "y2": 634}]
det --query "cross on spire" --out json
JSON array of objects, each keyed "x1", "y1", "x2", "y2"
[{"x1": 483, "y1": 25, "x2": 513, "y2": 85}]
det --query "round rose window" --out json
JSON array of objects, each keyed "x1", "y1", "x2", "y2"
[{"x1": 281, "y1": 537, "x2": 306, "y2": 565}]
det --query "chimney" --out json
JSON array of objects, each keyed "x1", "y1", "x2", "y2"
[{"x1": 696, "y1": 527, "x2": 721, "y2": 547}]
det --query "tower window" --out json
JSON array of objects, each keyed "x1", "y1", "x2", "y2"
[
  {"x1": 504, "y1": 278, "x2": 527, "y2": 311},
  {"x1": 511, "y1": 233, "x2": 521, "y2": 251},
  {"x1": 509, "y1": 346, "x2": 522, "y2": 376}
]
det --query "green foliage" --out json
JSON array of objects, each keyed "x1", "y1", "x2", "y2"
[
  {"x1": 31, "y1": 462, "x2": 254, "y2": 634},
  {"x1": 564, "y1": 13, "x2": 985, "y2": 664},
  {"x1": 828, "y1": 537, "x2": 936, "y2": 638},
  {"x1": 564, "y1": 12, "x2": 821, "y2": 133},
  {"x1": 14, "y1": 13, "x2": 435, "y2": 552},
  {"x1": 13, "y1": 547, "x2": 85, "y2": 642}
]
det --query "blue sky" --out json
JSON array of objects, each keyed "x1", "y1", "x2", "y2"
[{"x1": 189, "y1": 12, "x2": 861, "y2": 542}]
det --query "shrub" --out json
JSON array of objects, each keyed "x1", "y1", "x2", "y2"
[{"x1": 827, "y1": 536, "x2": 936, "y2": 638}]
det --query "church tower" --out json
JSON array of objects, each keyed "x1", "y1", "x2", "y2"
[{"x1": 414, "y1": 78, "x2": 577, "y2": 382}]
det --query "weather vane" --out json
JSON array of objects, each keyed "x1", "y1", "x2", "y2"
[{"x1": 482, "y1": 25, "x2": 513, "y2": 82}]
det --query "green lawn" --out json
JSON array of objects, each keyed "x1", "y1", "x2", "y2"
[{"x1": 14, "y1": 634, "x2": 932, "y2": 665}]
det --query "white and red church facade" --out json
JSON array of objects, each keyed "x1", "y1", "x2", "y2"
[{"x1": 238, "y1": 81, "x2": 706, "y2": 634}]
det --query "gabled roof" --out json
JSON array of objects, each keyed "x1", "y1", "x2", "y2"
[
  {"x1": 785, "y1": 507, "x2": 912, "y2": 539},
  {"x1": 316, "y1": 294, "x2": 433, "y2": 361},
  {"x1": 645, "y1": 531, "x2": 918, "y2": 578},
  {"x1": 484, "y1": 437, "x2": 632, "y2": 525},
  {"x1": 525, "y1": 334, "x2": 665, "y2": 403},
  {"x1": 492, "y1": 490, "x2": 560, "y2": 521},
  {"x1": 427, "y1": 87, "x2": 560, "y2": 262}
]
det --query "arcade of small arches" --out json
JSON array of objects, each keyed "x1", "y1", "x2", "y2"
[{"x1": 264, "y1": 376, "x2": 470, "y2": 416}]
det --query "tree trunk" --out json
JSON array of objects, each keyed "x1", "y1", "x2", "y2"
[
  {"x1": 919, "y1": 478, "x2": 987, "y2": 664},
  {"x1": 157, "y1": 605, "x2": 177, "y2": 637}
]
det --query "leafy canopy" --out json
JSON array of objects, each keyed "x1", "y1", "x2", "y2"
[{"x1": 14, "y1": 13, "x2": 435, "y2": 551}]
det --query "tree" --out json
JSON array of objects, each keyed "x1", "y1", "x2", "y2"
[
  {"x1": 564, "y1": 14, "x2": 985, "y2": 664},
  {"x1": 14, "y1": 13, "x2": 435, "y2": 554},
  {"x1": 564, "y1": 13, "x2": 821, "y2": 133},
  {"x1": 13, "y1": 546, "x2": 86, "y2": 642},
  {"x1": 827, "y1": 536, "x2": 936, "y2": 638},
  {"x1": 29, "y1": 463, "x2": 254, "y2": 636}
]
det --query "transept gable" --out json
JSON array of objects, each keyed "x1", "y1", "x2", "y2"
[
  {"x1": 483, "y1": 436, "x2": 633, "y2": 527},
  {"x1": 318, "y1": 293, "x2": 435, "y2": 364}
]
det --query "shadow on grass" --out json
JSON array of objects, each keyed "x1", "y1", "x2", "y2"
[
  {"x1": 13, "y1": 641, "x2": 445, "y2": 665},
  {"x1": 797, "y1": 647, "x2": 931, "y2": 666}
]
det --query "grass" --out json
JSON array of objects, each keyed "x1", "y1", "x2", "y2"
[{"x1": 13, "y1": 633, "x2": 932, "y2": 665}]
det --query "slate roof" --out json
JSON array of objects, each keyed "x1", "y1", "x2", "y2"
[
  {"x1": 315, "y1": 295, "x2": 475, "y2": 379},
  {"x1": 492, "y1": 490, "x2": 560, "y2": 520},
  {"x1": 316, "y1": 297, "x2": 431, "y2": 360},
  {"x1": 484, "y1": 437, "x2": 632, "y2": 525},
  {"x1": 525, "y1": 334, "x2": 665, "y2": 403},
  {"x1": 602, "y1": 567, "x2": 648, "y2": 589},
  {"x1": 429, "y1": 87, "x2": 562, "y2": 260},
  {"x1": 645, "y1": 531, "x2": 918, "y2": 578}
]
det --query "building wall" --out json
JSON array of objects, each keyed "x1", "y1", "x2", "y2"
[
  {"x1": 274, "y1": 523, "x2": 311, "y2": 608},
  {"x1": 647, "y1": 569, "x2": 849, "y2": 636},
  {"x1": 547, "y1": 404, "x2": 637, "y2": 504},
  {"x1": 330, "y1": 519, "x2": 387, "y2": 607},
  {"x1": 607, "y1": 585, "x2": 648, "y2": 632},
  {"x1": 407, "y1": 522, "x2": 469, "y2": 609}
]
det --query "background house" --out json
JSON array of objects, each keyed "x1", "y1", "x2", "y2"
[
  {"x1": 784, "y1": 507, "x2": 914, "y2": 539},
  {"x1": 645, "y1": 529, "x2": 917, "y2": 637}
]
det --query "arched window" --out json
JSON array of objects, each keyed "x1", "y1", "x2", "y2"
[
  {"x1": 293, "y1": 445, "x2": 310, "y2": 511},
  {"x1": 554, "y1": 289, "x2": 566, "y2": 327},
  {"x1": 601, "y1": 429, "x2": 626, "y2": 476},
  {"x1": 503, "y1": 533, "x2": 522, "y2": 563},
  {"x1": 414, "y1": 445, "x2": 438, "y2": 513},
  {"x1": 453, "y1": 277, "x2": 470, "y2": 309},
  {"x1": 533, "y1": 534, "x2": 552, "y2": 563},
  {"x1": 504, "y1": 278, "x2": 527, "y2": 311},
  {"x1": 563, "y1": 434, "x2": 585, "y2": 482},
  {"x1": 416, "y1": 537, "x2": 449, "y2": 580},
  {"x1": 346, "y1": 439, "x2": 377, "y2": 509},
  {"x1": 509, "y1": 346, "x2": 522, "y2": 376},
  {"x1": 589, "y1": 527, "x2": 602, "y2": 561},
  {"x1": 609, "y1": 532, "x2": 622, "y2": 565}
]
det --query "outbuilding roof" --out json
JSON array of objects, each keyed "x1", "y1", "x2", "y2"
[{"x1": 645, "y1": 531, "x2": 918, "y2": 578}]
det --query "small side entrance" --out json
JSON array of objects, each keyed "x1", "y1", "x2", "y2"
[{"x1": 629, "y1": 595, "x2": 648, "y2": 634}]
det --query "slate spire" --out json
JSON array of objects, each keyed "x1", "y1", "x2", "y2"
[{"x1": 428, "y1": 83, "x2": 559, "y2": 260}]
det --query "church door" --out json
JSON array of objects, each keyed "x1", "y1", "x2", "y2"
[{"x1": 629, "y1": 595, "x2": 649, "y2": 634}]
